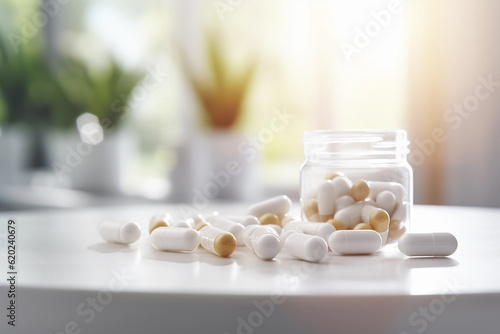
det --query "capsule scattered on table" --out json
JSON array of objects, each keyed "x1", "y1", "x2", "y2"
[
  {"x1": 283, "y1": 233, "x2": 328, "y2": 262},
  {"x1": 398, "y1": 233, "x2": 458, "y2": 257},
  {"x1": 99, "y1": 219, "x2": 141, "y2": 245},
  {"x1": 150, "y1": 227, "x2": 200, "y2": 252},
  {"x1": 247, "y1": 195, "x2": 292, "y2": 218},
  {"x1": 194, "y1": 223, "x2": 237, "y2": 257},
  {"x1": 328, "y1": 230, "x2": 382, "y2": 255}
]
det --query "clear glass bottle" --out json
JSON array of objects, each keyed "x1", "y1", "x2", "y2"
[{"x1": 300, "y1": 130, "x2": 412, "y2": 245}]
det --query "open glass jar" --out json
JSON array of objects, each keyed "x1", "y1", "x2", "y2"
[{"x1": 300, "y1": 130, "x2": 412, "y2": 245}]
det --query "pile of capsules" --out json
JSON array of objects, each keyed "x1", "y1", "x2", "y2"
[
  {"x1": 98, "y1": 197, "x2": 458, "y2": 263},
  {"x1": 302, "y1": 172, "x2": 410, "y2": 245}
]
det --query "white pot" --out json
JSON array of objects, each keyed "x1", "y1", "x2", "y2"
[
  {"x1": 47, "y1": 129, "x2": 137, "y2": 195},
  {"x1": 0, "y1": 125, "x2": 33, "y2": 185},
  {"x1": 170, "y1": 131, "x2": 262, "y2": 203}
]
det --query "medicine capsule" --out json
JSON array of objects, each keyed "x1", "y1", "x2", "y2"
[
  {"x1": 328, "y1": 230, "x2": 382, "y2": 255},
  {"x1": 281, "y1": 215, "x2": 299, "y2": 227},
  {"x1": 194, "y1": 223, "x2": 237, "y2": 257},
  {"x1": 258, "y1": 213, "x2": 281, "y2": 226},
  {"x1": 326, "y1": 219, "x2": 345, "y2": 230},
  {"x1": 99, "y1": 219, "x2": 141, "y2": 244},
  {"x1": 221, "y1": 215, "x2": 260, "y2": 227},
  {"x1": 266, "y1": 224, "x2": 282, "y2": 235},
  {"x1": 350, "y1": 180, "x2": 370, "y2": 202},
  {"x1": 367, "y1": 181, "x2": 407, "y2": 202},
  {"x1": 286, "y1": 221, "x2": 335, "y2": 243},
  {"x1": 361, "y1": 205, "x2": 390, "y2": 232},
  {"x1": 280, "y1": 229, "x2": 300, "y2": 247},
  {"x1": 333, "y1": 202, "x2": 365, "y2": 229},
  {"x1": 388, "y1": 220, "x2": 406, "y2": 240},
  {"x1": 242, "y1": 225, "x2": 260, "y2": 247},
  {"x1": 247, "y1": 195, "x2": 292, "y2": 218},
  {"x1": 283, "y1": 233, "x2": 328, "y2": 262},
  {"x1": 303, "y1": 198, "x2": 320, "y2": 222},
  {"x1": 335, "y1": 195, "x2": 355, "y2": 212},
  {"x1": 325, "y1": 171, "x2": 344, "y2": 180},
  {"x1": 246, "y1": 226, "x2": 281, "y2": 260},
  {"x1": 207, "y1": 216, "x2": 246, "y2": 246},
  {"x1": 150, "y1": 227, "x2": 200, "y2": 252},
  {"x1": 353, "y1": 223, "x2": 372, "y2": 230},
  {"x1": 390, "y1": 202, "x2": 408, "y2": 223},
  {"x1": 375, "y1": 191, "x2": 397, "y2": 215},
  {"x1": 149, "y1": 213, "x2": 173, "y2": 234},
  {"x1": 171, "y1": 218, "x2": 196, "y2": 228},
  {"x1": 398, "y1": 233, "x2": 458, "y2": 257},
  {"x1": 317, "y1": 180, "x2": 337, "y2": 221},
  {"x1": 189, "y1": 214, "x2": 207, "y2": 226}
]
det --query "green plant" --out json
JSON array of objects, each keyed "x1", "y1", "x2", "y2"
[
  {"x1": 53, "y1": 57, "x2": 142, "y2": 129},
  {"x1": 178, "y1": 31, "x2": 257, "y2": 129},
  {"x1": 0, "y1": 34, "x2": 65, "y2": 127},
  {"x1": 0, "y1": 31, "x2": 143, "y2": 130}
]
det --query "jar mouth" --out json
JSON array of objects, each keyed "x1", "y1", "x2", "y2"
[{"x1": 303, "y1": 129, "x2": 410, "y2": 161}]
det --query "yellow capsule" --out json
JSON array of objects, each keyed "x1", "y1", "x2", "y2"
[
  {"x1": 353, "y1": 223, "x2": 372, "y2": 230},
  {"x1": 389, "y1": 220, "x2": 406, "y2": 240},
  {"x1": 361, "y1": 205, "x2": 390, "y2": 233},
  {"x1": 149, "y1": 213, "x2": 172, "y2": 234},
  {"x1": 195, "y1": 223, "x2": 236, "y2": 257},
  {"x1": 350, "y1": 180, "x2": 370, "y2": 202},
  {"x1": 326, "y1": 219, "x2": 345, "y2": 230},
  {"x1": 303, "y1": 198, "x2": 319, "y2": 219},
  {"x1": 259, "y1": 213, "x2": 280, "y2": 226},
  {"x1": 369, "y1": 210, "x2": 390, "y2": 232}
]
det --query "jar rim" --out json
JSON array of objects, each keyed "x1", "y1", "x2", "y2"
[
  {"x1": 303, "y1": 129, "x2": 410, "y2": 160},
  {"x1": 303, "y1": 129, "x2": 407, "y2": 142}
]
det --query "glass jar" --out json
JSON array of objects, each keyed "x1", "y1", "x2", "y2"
[{"x1": 300, "y1": 130, "x2": 412, "y2": 245}]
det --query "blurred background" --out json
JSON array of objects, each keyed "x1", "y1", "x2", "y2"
[{"x1": 0, "y1": 0, "x2": 499, "y2": 211}]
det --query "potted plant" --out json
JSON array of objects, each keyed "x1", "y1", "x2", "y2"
[
  {"x1": 174, "y1": 30, "x2": 260, "y2": 202},
  {"x1": 47, "y1": 56, "x2": 143, "y2": 194},
  {"x1": 0, "y1": 35, "x2": 72, "y2": 186}
]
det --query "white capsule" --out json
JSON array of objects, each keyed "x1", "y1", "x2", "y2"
[
  {"x1": 280, "y1": 229, "x2": 301, "y2": 247},
  {"x1": 317, "y1": 180, "x2": 336, "y2": 218},
  {"x1": 367, "y1": 181, "x2": 407, "y2": 202},
  {"x1": 360, "y1": 205, "x2": 390, "y2": 232},
  {"x1": 207, "y1": 216, "x2": 246, "y2": 246},
  {"x1": 247, "y1": 195, "x2": 292, "y2": 218},
  {"x1": 375, "y1": 191, "x2": 397, "y2": 215},
  {"x1": 328, "y1": 230, "x2": 382, "y2": 255},
  {"x1": 280, "y1": 215, "x2": 299, "y2": 227},
  {"x1": 335, "y1": 195, "x2": 355, "y2": 212},
  {"x1": 246, "y1": 226, "x2": 281, "y2": 260},
  {"x1": 149, "y1": 213, "x2": 173, "y2": 234},
  {"x1": 282, "y1": 221, "x2": 304, "y2": 233},
  {"x1": 391, "y1": 201, "x2": 408, "y2": 223},
  {"x1": 189, "y1": 214, "x2": 207, "y2": 225},
  {"x1": 242, "y1": 225, "x2": 260, "y2": 248},
  {"x1": 333, "y1": 202, "x2": 365, "y2": 229},
  {"x1": 98, "y1": 219, "x2": 141, "y2": 244},
  {"x1": 195, "y1": 224, "x2": 237, "y2": 257},
  {"x1": 150, "y1": 227, "x2": 200, "y2": 252},
  {"x1": 331, "y1": 176, "x2": 353, "y2": 197},
  {"x1": 171, "y1": 219, "x2": 195, "y2": 228},
  {"x1": 398, "y1": 233, "x2": 458, "y2": 257},
  {"x1": 283, "y1": 233, "x2": 328, "y2": 262},
  {"x1": 266, "y1": 224, "x2": 282, "y2": 236},
  {"x1": 221, "y1": 215, "x2": 260, "y2": 227},
  {"x1": 286, "y1": 221, "x2": 335, "y2": 243}
]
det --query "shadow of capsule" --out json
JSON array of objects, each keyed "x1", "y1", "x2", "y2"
[
  {"x1": 142, "y1": 250, "x2": 199, "y2": 264},
  {"x1": 87, "y1": 242, "x2": 138, "y2": 254}
]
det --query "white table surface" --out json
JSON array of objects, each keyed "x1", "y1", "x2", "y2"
[{"x1": 1, "y1": 204, "x2": 499, "y2": 334}]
